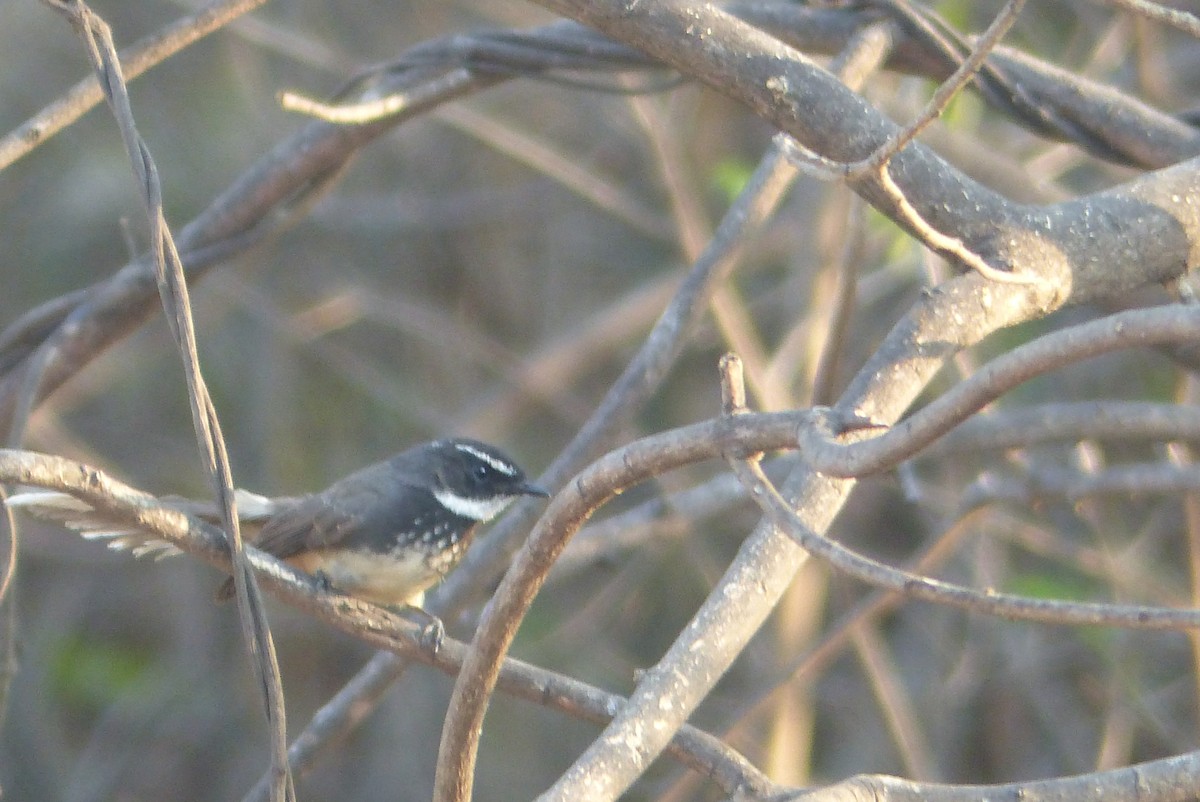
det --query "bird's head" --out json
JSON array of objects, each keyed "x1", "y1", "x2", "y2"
[{"x1": 425, "y1": 438, "x2": 548, "y2": 522}]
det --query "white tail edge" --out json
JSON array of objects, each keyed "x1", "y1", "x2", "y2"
[{"x1": 7, "y1": 489, "x2": 182, "y2": 559}]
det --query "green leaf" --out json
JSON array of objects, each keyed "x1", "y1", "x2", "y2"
[
  {"x1": 709, "y1": 158, "x2": 755, "y2": 204},
  {"x1": 50, "y1": 635, "x2": 157, "y2": 710}
]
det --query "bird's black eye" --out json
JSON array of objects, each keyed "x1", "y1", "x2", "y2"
[{"x1": 474, "y1": 465, "x2": 489, "y2": 480}]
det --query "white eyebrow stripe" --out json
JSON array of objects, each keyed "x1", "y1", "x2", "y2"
[{"x1": 455, "y1": 443, "x2": 517, "y2": 476}]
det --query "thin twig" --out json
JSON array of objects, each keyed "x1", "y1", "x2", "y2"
[
  {"x1": 0, "y1": 0, "x2": 269, "y2": 172},
  {"x1": 874, "y1": 161, "x2": 1036, "y2": 284},
  {"x1": 848, "y1": 0, "x2": 1026, "y2": 176},
  {"x1": 728, "y1": 448, "x2": 1200, "y2": 629},
  {"x1": 809, "y1": 195, "x2": 865, "y2": 406},
  {"x1": 0, "y1": 492, "x2": 16, "y2": 734},
  {"x1": 1094, "y1": 0, "x2": 1200, "y2": 39},
  {"x1": 796, "y1": 0, "x2": 1040, "y2": 285},
  {"x1": 40, "y1": 2, "x2": 293, "y2": 798}
]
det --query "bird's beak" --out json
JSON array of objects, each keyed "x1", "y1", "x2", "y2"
[{"x1": 520, "y1": 482, "x2": 550, "y2": 498}]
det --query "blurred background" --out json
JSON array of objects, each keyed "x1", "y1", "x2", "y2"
[{"x1": 2, "y1": 0, "x2": 1200, "y2": 799}]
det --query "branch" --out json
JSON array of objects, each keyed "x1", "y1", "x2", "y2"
[
  {"x1": 525, "y1": 0, "x2": 1200, "y2": 298},
  {"x1": 40, "y1": 2, "x2": 292, "y2": 797},
  {"x1": 0, "y1": 0, "x2": 269, "y2": 172},
  {"x1": 933, "y1": 401, "x2": 1200, "y2": 453},
  {"x1": 776, "y1": 752, "x2": 1200, "y2": 802},
  {"x1": 2, "y1": 3, "x2": 1197, "y2": 442},
  {"x1": 726, "y1": 441, "x2": 1200, "y2": 629},
  {"x1": 799, "y1": 305, "x2": 1200, "y2": 477},
  {"x1": 0, "y1": 444, "x2": 786, "y2": 800}
]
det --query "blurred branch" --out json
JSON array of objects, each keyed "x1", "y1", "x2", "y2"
[
  {"x1": 851, "y1": 623, "x2": 939, "y2": 780},
  {"x1": 799, "y1": 305, "x2": 1200, "y2": 478},
  {"x1": 808, "y1": 194, "x2": 865, "y2": 406},
  {"x1": 964, "y1": 460, "x2": 1200, "y2": 505},
  {"x1": 1092, "y1": 0, "x2": 1200, "y2": 39},
  {"x1": 0, "y1": 40, "x2": 501, "y2": 439},
  {"x1": 932, "y1": 401, "x2": 1200, "y2": 453},
  {"x1": 0, "y1": 0, "x2": 269, "y2": 172},
  {"x1": 2, "y1": 1, "x2": 1196, "y2": 445},
  {"x1": 773, "y1": 753, "x2": 1200, "y2": 802},
  {"x1": 0, "y1": 496, "x2": 16, "y2": 737}
]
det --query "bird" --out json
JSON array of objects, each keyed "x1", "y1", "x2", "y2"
[{"x1": 8, "y1": 438, "x2": 549, "y2": 610}]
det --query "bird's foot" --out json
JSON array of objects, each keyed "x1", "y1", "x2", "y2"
[
  {"x1": 313, "y1": 570, "x2": 335, "y2": 594},
  {"x1": 401, "y1": 605, "x2": 445, "y2": 652}
]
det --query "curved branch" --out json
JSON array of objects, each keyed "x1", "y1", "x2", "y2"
[
  {"x1": 727, "y1": 449, "x2": 1200, "y2": 629},
  {"x1": 0, "y1": 447, "x2": 780, "y2": 799},
  {"x1": 799, "y1": 305, "x2": 1200, "y2": 477},
  {"x1": 3, "y1": 2, "x2": 1197, "y2": 441},
  {"x1": 527, "y1": 0, "x2": 1200, "y2": 303}
]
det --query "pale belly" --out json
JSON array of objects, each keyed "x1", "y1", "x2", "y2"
[{"x1": 289, "y1": 548, "x2": 441, "y2": 607}]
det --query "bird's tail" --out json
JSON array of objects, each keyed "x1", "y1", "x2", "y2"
[{"x1": 6, "y1": 488, "x2": 278, "y2": 560}]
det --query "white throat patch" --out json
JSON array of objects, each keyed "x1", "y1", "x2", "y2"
[
  {"x1": 454, "y1": 443, "x2": 517, "y2": 476},
  {"x1": 434, "y1": 488, "x2": 515, "y2": 522}
]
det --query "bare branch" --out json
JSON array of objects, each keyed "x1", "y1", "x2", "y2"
[
  {"x1": 1091, "y1": 0, "x2": 1200, "y2": 39},
  {"x1": 800, "y1": 306, "x2": 1200, "y2": 477},
  {"x1": 0, "y1": 0, "x2": 269, "y2": 172},
  {"x1": 0, "y1": 440, "x2": 787, "y2": 800},
  {"x1": 39, "y1": 2, "x2": 292, "y2": 797},
  {"x1": 727, "y1": 449, "x2": 1200, "y2": 629},
  {"x1": 849, "y1": 0, "x2": 1026, "y2": 174},
  {"x1": 933, "y1": 401, "x2": 1200, "y2": 452}
]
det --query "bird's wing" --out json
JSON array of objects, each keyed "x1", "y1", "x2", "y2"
[{"x1": 251, "y1": 471, "x2": 395, "y2": 555}]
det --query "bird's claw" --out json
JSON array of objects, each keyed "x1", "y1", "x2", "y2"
[
  {"x1": 402, "y1": 605, "x2": 445, "y2": 652},
  {"x1": 420, "y1": 618, "x2": 445, "y2": 653},
  {"x1": 313, "y1": 570, "x2": 335, "y2": 593}
]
